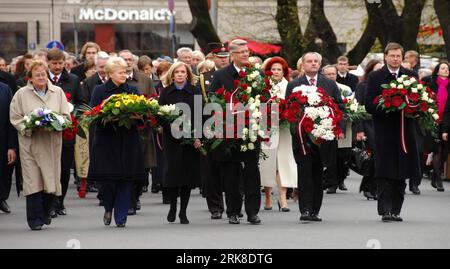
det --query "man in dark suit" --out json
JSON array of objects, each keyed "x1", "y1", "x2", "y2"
[
  {"x1": 209, "y1": 39, "x2": 261, "y2": 225},
  {"x1": 80, "y1": 51, "x2": 110, "y2": 104},
  {"x1": 365, "y1": 42, "x2": 421, "y2": 222},
  {"x1": 46, "y1": 49, "x2": 83, "y2": 218},
  {"x1": 336, "y1": 56, "x2": 359, "y2": 92},
  {"x1": 0, "y1": 82, "x2": 17, "y2": 213},
  {"x1": 198, "y1": 42, "x2": 230, "y2": 218},
  {"x1": 286, "y1": 52, "x2": 345, "y2": 222},
  {"x1": 119, "y1": 49, "x2": 157, "y2": 215}
]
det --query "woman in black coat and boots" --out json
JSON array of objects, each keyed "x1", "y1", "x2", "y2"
[
  {"x1": 353, "y1": 59, "x2": 383, "y2": 200},
  {"x1": 159, "y1": 62, "x2": 202, "y2": 224}
]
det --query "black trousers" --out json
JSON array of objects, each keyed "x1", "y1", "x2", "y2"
[
  {"x1": 55, "y1": 146, "x2": 74, "y2": 209},
  {"x1": 205, "y1": 156, "x2": 224, "y2": 214},
  {"x1": 376, "y1": 178, "x2": 407, "y2": 216},
  {"x1": 360, "y1": 176, "x2": 377, "y2": 194},
  {"x1": 0, "y1": 163, "x2": 13, "y2": 201},
  {"x1": 240, "y1": 156, "x2": 261, "y2": 218},
  {"x1": 26, "y1": 191, "x2": 54, "y2": 229},
  {"x1": 296, "y1": 148, "x2": 324, "y2": 215},
  {"x1": 130, "y1": 170, "x2": 148, "y2": 210},
  {"x1": 336, "y1": 148, "x2": 351, "y2": 185},
  {"x1": 208, "y1": 160, "x2": 240, "y2": 216},
  {"x1": 321, "y1": 141, "x2": 337, "y2": 189}
]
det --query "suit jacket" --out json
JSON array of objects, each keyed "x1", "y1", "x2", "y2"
[
  {"x1": 197, "y1": 69, "x2": 215, "y2": 101},
  {"x1": 0, "y1": 71, "x2": 17, "y2": 95},
  {"x1": 365, "y1": 65, "x2": 421, "y2": 180},
  {"x1": 71, "y1": 64, "x2": 87, "y2": 81},
  {"x1": 127, "y1": 69, "x2": 156, "y2": 96},
  {"x1": 49, "y1": 69, "x2": 82, "y2": 147},
  {"x1": 81, "y1": 73, "x2": 105, "y2": 105},
  {"x1": 286, "y1": 74, "x2": 345, "y2": 166},
  {"x1": 336, "y1": 72, "x2": 359, "y2": 92}
]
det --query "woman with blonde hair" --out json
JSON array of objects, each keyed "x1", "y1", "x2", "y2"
[
  {"x1": 10, "y1": 60, "x2": 71, "y2": 230},
  {"x1": 88, "y1": 57, "x2": 146, "y2": 228},
  {"x1": 159, "y1": 62, "x2": 202, "y2": 224}
]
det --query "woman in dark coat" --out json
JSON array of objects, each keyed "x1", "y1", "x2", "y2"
[
  {"x1": 158, "y1": 62, "x2": 202, "y2": 224},
  {"x1": 88, "y1": 57, "x2": 146, "y2": 228},
  {"x1": 0, "y1": 82, "x2": 17, "y2": 213},
  {"x1": 431, "y1": 61, "x2": 450, "y2": 192},
  {"x1": 353, "y1": 59, "x2": 383, "y2": 200}
]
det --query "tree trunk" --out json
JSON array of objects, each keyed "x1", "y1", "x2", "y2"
[
  {"x1": 434, "y1": 0, "x2": 450, "y2": 61},
  {"x1": 346, "y1": 2, "x2": 379, "y2": 65},
  {"x1": 187, "y1": 0, "x2": 221, "y2": 52},
  {"x1": 401, "y1": 0, "x2": 426, "y2": 51},
  {"x1": 307, "y1": 0, "x2": 341, "y2": 64},
  {"x1": 275, "y1": 0, "x2": 304, "y2": 67}
]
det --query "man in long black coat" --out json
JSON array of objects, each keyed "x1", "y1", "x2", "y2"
[
  {"x1": 0, "y1": 82, "x2": 17, "y2": 213},
  {"x1": 286, "y1": 52, "x2": 345, "y2": 222},
  {"x1": 208, "y1": 39, "x2": 261, "y2": 225},
  {"x1": 365, "y1": 43, "x2": 421, "y2": 222},
  {"x1": 47, "y1": 48, "x2": 83, "y2": 217}
]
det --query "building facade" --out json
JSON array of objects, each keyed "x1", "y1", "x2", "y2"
[{"x1": 0, "y1": 0, "x2": 444, "y2": 61}]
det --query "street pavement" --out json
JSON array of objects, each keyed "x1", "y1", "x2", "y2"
[{"x1": 1, "y1": 172, "x2": 450, "y2": 249}]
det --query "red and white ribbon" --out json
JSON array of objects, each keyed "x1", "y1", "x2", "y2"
[
  {"x1": 297, "y1": 113, "x2": 308, "y2": 155},
  {"x1": 400, "y1": 109, "x2": 407, "y2": 154}
]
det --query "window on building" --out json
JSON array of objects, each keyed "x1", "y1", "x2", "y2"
[
  {"x1": 0, "y1": 22, "x2": 27, "y2": 62},
  {"x1": 61, "y1": 23, "x2": 95, "y2": 56}
]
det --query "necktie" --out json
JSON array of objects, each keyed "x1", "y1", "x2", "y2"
[
  {"x1": 309, "y1": 78, "x2": 316, "y2": 86},
  {"x1": 101, "y1": 77, "x2": 106, "y2": 84},
  {"x1": 53, "y1": 76, "x2": 58, "y2": 84},
  {"x1": 392, "y1": 73, "x2": 397, "y2": 79}
]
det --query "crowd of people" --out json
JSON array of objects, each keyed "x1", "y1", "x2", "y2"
[{"x1": 0, "y1": 39, "x2": 449, "y2": 230}]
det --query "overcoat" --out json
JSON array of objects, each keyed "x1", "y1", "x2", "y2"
[
  {"x1": 10, "y1": 82, "x2": 71, "y2": 196},
  {"x1": 364, "y1": 65, "x2": 421, "y2": 180}
]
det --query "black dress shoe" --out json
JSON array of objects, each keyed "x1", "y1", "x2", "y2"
[
  {"x1": 151, "y1": 183, "x2": 161, "y2": 193},
  {"x1": 0, "y1": 201, "x2": 11, "y2": 213},
  {"x1": 30, "y1": 225, "x2": 43, "y2": 231},
  {"x1": 49, "y1": 210, "x2": 58, "y2": 219},
  {"x1": 247, "y1": 215, "x2": 261, "y2": 225},
  {"x1": 56, "y1": 208, "x2": 67, "y2": 216},
  {"x1": 382, "y1": 213, "x2": 393, "y2": 222},
  {"x1": 300, "y1": 212, "x2": 313, "y2": 221},
  {"x1": 363, "y1": 191, "x2": 375, "y2": 200},
  {"x1": 142, "y1": 186, "x2": 148, "y2": 193},
  {"x1": 311, "y1": 214, "x2": 322, "y2": 222},
  {"x1": 127, "y1": 208, "x2": 136, "y2": 215},
  {"x1": 135, "y1": 200, "x2": 141, "y2": 211},
  {"x1": 238, "y1": 213, "x2": 244, "y2": 218},
  {"x1": 326, "y1": 187, "x2": 337, "y2": 194},
  {"x1": 229, "y1": 215, "x2": 240, "y2": 224},
  {"x1": 103, "y1": 212, "x2": 112, "y2": 226},
  {"x1": 116, "y1": 223, "x2": 126, "y2": 228},
  {"x1": 391, "y1": 214, "x2": 403, "y2": 222},
  {"x1": 338, "y1": 183, "x2": 348, "y2": 191},
  {"x1": 179, "y1": 214, "x2": 189, "y2": 224},
  {"x1": 410, "y1": 186, "x2": 421, "y2": 195},
  {"x1": 211, "y1": 212, "x2": 222, "y2": 219}
]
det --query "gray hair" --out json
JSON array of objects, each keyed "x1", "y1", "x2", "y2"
[
  {"x1": 95, "y1": 51, "x2": 110, "y2": 65},
  {"x1": 302, "y1": 52, "x2": 322, "y2": 64},
  {"x1": 229, "y1": 39, "x2": 248, "y2": 53},
  {"x1": 177, "y1": 47, "x2": 193, "y2": 57},
  {"x1": 192, "y1": 51, "x2": 205, "y2": 61},
  {"x1": 322, "y1": 64, "x2": 337, "y2": 74}
]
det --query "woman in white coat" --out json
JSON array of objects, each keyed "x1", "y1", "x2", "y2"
[{"x1": 260, "y1": 57, "x2": 297, "y2": 211}]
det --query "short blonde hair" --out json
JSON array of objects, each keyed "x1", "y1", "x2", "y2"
[
  {"x1": 162, "y1": 61, "x2": 197, "y2": 86},
  {"x1": 105, "y1": 57, "x2": 127, "y2": 75},
  {"x1": 27, "y1": 59, "x2": 48, "y2": 78},
  {"x1": 197, "y1": 60, "x2": 215, "y2": 74}
]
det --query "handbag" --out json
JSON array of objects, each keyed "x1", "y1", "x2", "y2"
[{"x1": 349, "y1": 141, "x2": 374, "y2": 176}]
